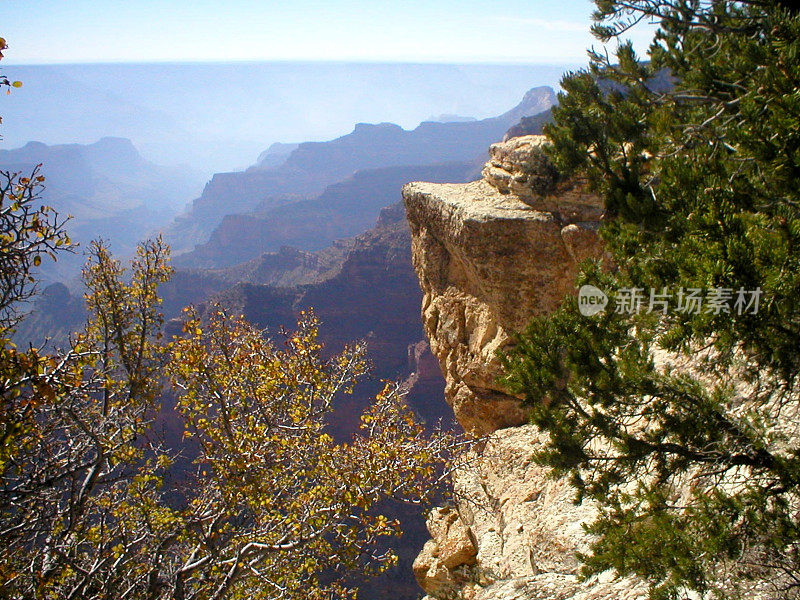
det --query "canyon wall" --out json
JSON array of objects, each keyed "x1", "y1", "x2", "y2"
[
  {"x1": 402, "y1": 136, "x2": 651, "y2": 600},
  {"x1": 403, "y1": 136, "x2": 603, "y2": 438}
]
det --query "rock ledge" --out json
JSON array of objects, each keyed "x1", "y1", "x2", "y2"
[{"x1": 403, "y1": 168, "x2": 603, "y2": 436}]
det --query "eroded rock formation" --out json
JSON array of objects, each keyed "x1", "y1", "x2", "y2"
[
  {"x1": 403, "y1": 135, "x2": 604, "y2": 437},
  {"x1": 402, "y1": 135, "x2": 643, "y2": 600},
  {"x1": 412, "y1": 425, "x2": 647, "y2": 600}
]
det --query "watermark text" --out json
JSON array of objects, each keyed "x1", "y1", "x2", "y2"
[{"x1": 578, "y1": 285, "x2": 762, "y2": 317}]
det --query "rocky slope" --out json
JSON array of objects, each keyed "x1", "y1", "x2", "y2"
[
  {"x1": 401, "y1": 136, "x2": 656, "y2": 600},
  {"x1": 211, "y1": 241, "x2": 354, "y2": 287},
  {"x1": 12, "y1": 283, "x2": 85, "y2": 351},
  {"x1": 195, "y1": 203, "x2": 445, "y2": 396}
]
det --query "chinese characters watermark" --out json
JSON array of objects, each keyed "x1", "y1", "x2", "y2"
[{"x1": 578, "y1": 285, "x2": 762, "y2": 317}]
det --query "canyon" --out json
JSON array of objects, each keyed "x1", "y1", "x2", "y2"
[
  {"x1": 14, "y1": 88, "x2": 632, "y2": 600},
  {"x1": 166, "y1": 86, "x2": 555, "y2": 258}
]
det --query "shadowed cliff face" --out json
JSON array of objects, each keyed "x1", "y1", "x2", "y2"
[
  {"x1": 174, "y1": 161, "x2": 480, "y2": 269},
  {"x1": 186, "y1": 205, "x2": 453, "y2": 600},
  {"x1": 198, "y1": 204, "x2": 451, "y2": 425}
]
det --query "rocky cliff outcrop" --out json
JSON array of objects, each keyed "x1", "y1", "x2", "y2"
[
  {"x1": 412, "y1": 424, "x2": 646, "y2": 600},
  {"x1": 403, "y1": 135, "x2": 604, "y2": 437},
  {"x1": 403, "y1": 135, "x2": 637, "y2": 600},
  {"x1": 403, "y1": 135, "x2": 775, "y2": 600}
]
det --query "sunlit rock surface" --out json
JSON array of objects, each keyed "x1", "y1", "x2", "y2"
[{"x1": 403, "y1": 136, "x2": 603, "y2": 436}]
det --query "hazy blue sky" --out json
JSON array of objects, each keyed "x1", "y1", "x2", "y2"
[{"x1": 2, "y1": 0, "x2": 657, "y2": 64}]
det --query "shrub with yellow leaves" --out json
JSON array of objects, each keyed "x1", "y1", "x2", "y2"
[
  {"x1": 164, "y1": 308, "x2": 458, "y2": 599},
  {"x1": 1, "y1": 232, "x2": 459, "y2": 599}
]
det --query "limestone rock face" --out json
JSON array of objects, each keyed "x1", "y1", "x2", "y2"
[
  {"x1": 413, "y1": 506, "x2": 479, "y2": 598},
  {"x1": 401, "y1": 137, "x2": 625, "y2": 600},
  {"x1": 414, "y1": 425, "x2": 648, "y2": 600},
  {"x1": 403, "y1": 158, "x2": 603, "y2": 436},
  {"x1": 403, "y1": 137, "x2": 776, "y2": 600},
  {"x1": 481, "y1": 136, "x2": 603, "y2": 225},
  {"x1": 481, "y1": 135, "x2": 555, "y2": 201}
]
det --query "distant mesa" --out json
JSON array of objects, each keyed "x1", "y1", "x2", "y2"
[
  {"x1": 1, "y1": 137, "x2": 141, "y2": 176},
  {"x1": 172, "y1": 161, "x2": 479, "y2": 270},
  {"x1": 2, "y1": 62, "x2": 570, "y2": 177},
  {"x1": 0, "y1": 137, "x2": 195, "y2": 284},
  {"x1": 252, "y1": 142, "x2": 300, "y2": 170},
  {"x1": 352, "y1": 122, "x2": 404, "y2": 133}
]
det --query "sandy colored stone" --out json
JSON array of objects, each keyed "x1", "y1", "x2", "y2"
[
  {"x1": 416, "y1": 425, "x2": 651, "y2": 600},
  {"x1": 456, "y1": 427, "x2": 593, "y2": 580},
  {"x1": 414, "y1": 506, "x2": 479, "y2": 596},
  {"x1": 405, "y1": 138, "x2": 779, "y2": 600},
  {"x1": 481, "y1": 136, "x2": 604, "y2": 223},
  {"x1": 481, "y1": 135, "x2": 553, "y2": 200},
  {"x1": 414, "y1": 539, "x2": 461, "y2": 599},
  {"x1": 428, "y1": 507, "x2": 478, "y2": 569},
  {"x1": 403, "y1": 178, "x2": 603, "y2": 436}
]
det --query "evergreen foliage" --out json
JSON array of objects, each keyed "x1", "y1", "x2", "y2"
[
  {"x1": 523, "y1": 145, "x2": 561, "y2": 196},
  {"x1": 503, "y1": 2, "x2": 800, "y2": 598}
]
